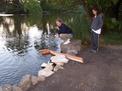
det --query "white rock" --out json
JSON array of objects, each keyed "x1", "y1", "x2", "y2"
[
  {"x1": 18, "y1": 74, "x2": 31, "y2": 91},
  {"x1": 41, "y1": 63, "x2": 48, "y2": 68},
  {"x1": 37, "y1": 76, "x2": 45, "y2": 82},
  {"x1": 38, "y1": 68, "x2": 54, "y2": 77},
  {"x1": 31, "y1": 76, "x2": 38, "y2": 85},
  {"x1": 45, "y1": 63, "x2": 54, "y2": 71},
  {"x1": 53, "y1": 65, "x2": 64, "y2": 72},
  {"x1": 12, "y1": 86, "x2": 22, "y2": 91},
  {"x1": 67, "y1": 50, "x2": 78, "y2": 55},
  {"x1": 2, "y1": 84, "x2": 12, "y2": 91},
  {"x1": 0, "y1": 86, "x2": 2, "y2": 91},
  {"x1": 51, "y1": 55, "x2": 69, "y2": 63}
]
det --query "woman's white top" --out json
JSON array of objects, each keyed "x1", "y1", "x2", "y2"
[{"x1": 92, "y1": 28, "x2": 101, "y2": 34}]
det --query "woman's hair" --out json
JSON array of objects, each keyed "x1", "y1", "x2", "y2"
[{"x1": 92, "y1": 6, "x2": 101, "y2": 15}]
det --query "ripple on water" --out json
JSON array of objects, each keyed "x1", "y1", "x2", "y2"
[{"x1": 0, "y1": 48, "x2": 49, "y2": 85}]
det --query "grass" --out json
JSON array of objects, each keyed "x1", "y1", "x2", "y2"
[{"x1": 103, "y1": 32, "x2": 122, "y2": 45}]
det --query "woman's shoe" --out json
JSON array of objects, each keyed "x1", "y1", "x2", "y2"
[{"x1": 90, "y1": 49, "x2": 97, "y2": 53}]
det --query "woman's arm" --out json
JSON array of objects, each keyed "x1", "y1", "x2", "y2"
[{"x1": 98, "y1": 15, "x2": 103, "y2": 28}]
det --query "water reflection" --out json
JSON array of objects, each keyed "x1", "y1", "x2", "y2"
[
  {"x1": 0, "y1": 7, "x2": 89, "y2": 85},
  {"x1": 0, "y1": 16, "x2": 53, "y2": 85}
]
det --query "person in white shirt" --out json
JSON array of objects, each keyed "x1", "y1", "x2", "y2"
[{"x1": 90, "y1": 6, "x2": 103, "y2": 53}]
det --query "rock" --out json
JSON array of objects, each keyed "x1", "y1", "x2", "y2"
[
  {"x1": 38, "y1": 68, "x2": 54, "y2": 77},
  {"x1": 2, "y1": 84, "x2": 12, "y2": 91},
  {"x1": 37, "y1": 75, "x2": 45, "y2": 82},
  {"x1": 41, "y1": 63, "x2": 48, "y2": 68},
  {"x1": 61, "y1": 40, "x2": 81, "y2": 55},
  {"x1": 18, "y1": 74, "x2": 31, "y2": 91},
  {"x1": 0, "y1": 86, "x2": 2, "y2": 91},
  {"x1": 67, "y1": 50, "x2": 79, "y2": 55},
  {"x1": 45, "y1": 63, "x2": 54, "y2": 71},
  {"x1": 12, "y1": 86, "x2": 22, "y2": 91},
  {"x1": 31, "y1": 76, "x2": 38, "y2": 85},
  {"x1": 50, "y1": 55, "x2": 69, "y2": 64},
  {"x1": 53, "y1": 65, "x2": 64, "y2": 72},
  {"x1": 59, "y1": 34, "x2": 73, "y2": 42}
]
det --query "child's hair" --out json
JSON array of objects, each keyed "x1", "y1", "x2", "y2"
[{"x1": 56, "y1": 18, "x2": 64, "y2": 24}]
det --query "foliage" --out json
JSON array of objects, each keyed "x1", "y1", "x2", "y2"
[
  {"x1": 84, "y1": 0, "x2": 122, "y2": 31},
  {"x1": 86, "y1": 0, "x2": 119, "y2": 13},
  {"x1": 40, "y1": 0, "x2": 82, "y2": 12},
  {"x1": 103, "y1": 32, "x2": 122, "y2": 45},
  {"x1": 5, "y1": 1, "x2": 24, "y2": 13},
  {"x1": 104, "y1": 17, "x2": 122, "y2": 32},
  {"x1": 23, "y1": 0, "x2": 42, "y2": 15}
]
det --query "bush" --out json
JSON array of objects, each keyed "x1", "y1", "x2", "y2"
[
  {"x1": 104, "y1": 17, "x2": 122, "y2": 32},
  {"x1": 23, "y1": 0, "x2": 42, "y2": 15}
]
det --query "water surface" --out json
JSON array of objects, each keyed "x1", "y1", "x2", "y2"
[{"x1": 0, "y1": 9, "x2": 89, "y2": 85}]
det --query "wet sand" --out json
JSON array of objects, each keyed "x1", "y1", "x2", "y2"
[{"x1": 27, "y1": 46, "x2": 122, "y2": 91}]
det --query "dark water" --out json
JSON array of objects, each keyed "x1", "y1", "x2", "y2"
[
  {"x1": 0, "y1": 7, "x2": 89, "y2": 85},
  {"x1": 0, "y1": 16, "x2": 58, "y2": 85}
]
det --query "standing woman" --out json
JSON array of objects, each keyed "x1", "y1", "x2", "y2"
[{"x1": 90, "y1": 6, "x2": 103, "y2": 53}]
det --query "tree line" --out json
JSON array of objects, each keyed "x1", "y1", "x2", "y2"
[{"x1": 0, "y1": 0, "x2": 121, "y2": 31}]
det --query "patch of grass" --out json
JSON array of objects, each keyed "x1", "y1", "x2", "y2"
[{"x1": 103, "y1": 32, "x2": 122, "y2": 45}]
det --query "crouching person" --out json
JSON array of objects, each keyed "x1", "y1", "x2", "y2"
[{"x1": 56, "y1": 18, "x2": 73, "y2": 45}]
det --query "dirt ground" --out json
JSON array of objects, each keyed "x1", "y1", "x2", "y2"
[{"x1": 28, "y1": 46, "x2": 122, "y2": 91}]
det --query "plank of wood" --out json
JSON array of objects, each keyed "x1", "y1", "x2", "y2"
[{"x1": 39, "y1": 49, "x2": 84, "y2": 64}]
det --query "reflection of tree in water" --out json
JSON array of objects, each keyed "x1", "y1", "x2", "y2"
[
  {"x1": 34, "y1": 33, "x2": 57, "y2": 51},
  {"x1": 7, "y1": 15, "x2": 30, "y2": 56},
  {"x1": 0, "y1": 12, "x2": 90, "y2": 55},
  {"x1": 34, "y1": 14, "x2": 57, "y2": 51},
  {"x1": 0, "y1": 16, "x2": 30, "y2": 56},
  {"x1": 6, "y1": 36, "x2": 29, "y2": 56},
  {"x1": 0, "y1": 16, "x2": 13, "y2": 37}
]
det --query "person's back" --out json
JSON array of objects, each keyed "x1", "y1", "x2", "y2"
[
  {"x1": 58, "y1": 23, "x2": 73, "y2": 34},
  {"x1": 56, "y1": 18, "x2": 73, "y2": 35},
  {"x1": 55, "y1": 18, "x2": 73, "y2": 45}
]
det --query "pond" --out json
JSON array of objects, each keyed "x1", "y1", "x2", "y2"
[{"x1": 0, "y1": 7, "x2": 90, "y2": 85}]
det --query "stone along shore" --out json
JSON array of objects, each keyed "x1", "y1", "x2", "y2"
[{"x1": 0, "y1": 39, "x2": 82, "y2": 91}]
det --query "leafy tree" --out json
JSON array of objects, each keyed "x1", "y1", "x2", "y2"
[{"x1": 23, "y1": 0, "x2": 42, "y2": 15}]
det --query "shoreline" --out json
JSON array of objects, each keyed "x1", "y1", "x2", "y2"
[
  {"x1": 27, "y1": 45, "x2": 122, "y2": 91},
  {"x1": 0, "y1": 45, "x2": 122, "y2": 91}
]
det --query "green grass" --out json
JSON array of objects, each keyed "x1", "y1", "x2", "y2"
[{"x1": 103, "y1": 32, "x2": 122, "y2": 45}]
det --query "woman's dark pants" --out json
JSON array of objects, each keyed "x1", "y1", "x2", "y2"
[{"x1": 91, "y1": 31, "x2": 99, "y2": 51}]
